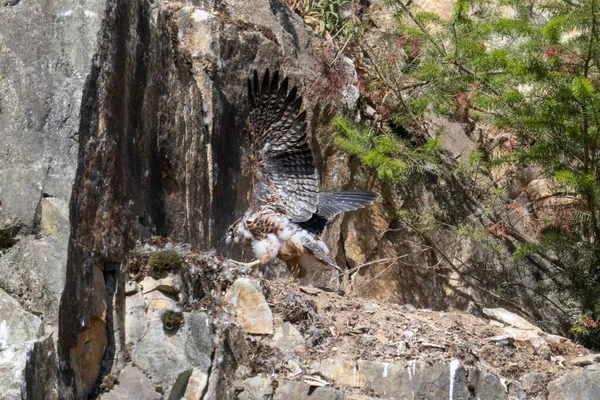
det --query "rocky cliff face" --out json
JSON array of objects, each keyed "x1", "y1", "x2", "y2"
[{"x1": 0, "y1": 0, "x2": 598, "y2": 398}]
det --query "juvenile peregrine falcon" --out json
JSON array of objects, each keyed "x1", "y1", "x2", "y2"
[{"x1": 226, "y1": 70, "x2": 378, "y2": 277}]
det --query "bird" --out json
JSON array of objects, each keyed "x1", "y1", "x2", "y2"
[{"x1": 225, "y1": 69, "x2": 378, "y2": 278}]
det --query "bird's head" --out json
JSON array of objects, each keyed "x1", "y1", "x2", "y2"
[{"x1": 225, "y1": 218, "x2": 242, "y2": 245}]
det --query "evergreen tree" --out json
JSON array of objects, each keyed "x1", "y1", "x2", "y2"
[{"x1": 333, "y1": 0, "x2": 600, "y2": 347}]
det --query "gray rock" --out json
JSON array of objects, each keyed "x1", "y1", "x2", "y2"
[
  {"x1": 432, "y1": 114, "x2": 478, "y2": 161},
  {"x1": 569, "y1": 354, "x2": 600, "y2": 367},
  {"x1": 0, "y1": 0, "x2": 103, "y2": 309},
  {"x1": 364, "y1": 105, "x2": 377, "y2": 118},
  {"x1": 1, "y1": 0, "x2": 105, "y2": 397},
  {"x1": 125, "y1": 281, "x2": 139, "y2": 295},
  {"x1": 0, "y1": 288, "x2": 43, "y2": 399},
  {"x1": 508, "y1": 380, "x2": 527, "y2": 400},
  {"x1": 223, "y1": 278, "x2": 273, "y2": 335},
  {"x1": 273, "y1": 321, "x2": 305, "y2": 353},
  {"x1": 141, "y1": 275, "x2": 180, "y2": 295},
  {"x1": 286, "y1": 360, "x2": 303, "y2": 377},
  {"x1": 103, "y1": 365, "x2": 162, "y2": 400},
  {"x1": 312, "y1": 359, "x2": 358, "y2": 388},
  {"x1": 469, "y1": 368, "x2": 508, "y2": 400},
  {"x1": 520, "y1": 372, "x2": 545, "y2": 396},
  {"x1": 483, "y1": 308, "x2": 542, "y2": 332},
  {"x1": 182, "y1": 368, "x2": 209, "y2": 400},
  {"x1": 0, "y1": 197, "x2": 70, "y2": 326},
  {"x1": 144, "y1": 290, "x2": 178, "y2": 318},
  {"x1": 239, "y1": 376, "x2": 274, "y2": 400},
  {"x1": 356, "y1": 359, "x2": 468, "y2": 400},
  {"x1": 548, "y1": 364, "x2": 600, "y2": 400},
  {"x1": 0, "y1": 0, "x2": 102, "y2": 221},
  {"x1": 125, "y1": 291, "x2": 147, "y2": 346},
  {"x1": 131, "y1": 311, "x2": 213, "y2": 395},
  {"x1": 273, "y1": 380, "x2": 347, "y2": 399},
  {"x1": 543, "y1": 333, "x2": 568, "y2": 345}
]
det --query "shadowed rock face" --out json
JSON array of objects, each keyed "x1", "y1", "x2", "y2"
[{"x1": 58, "y1": 0, "x2": 210, "y2": 395}]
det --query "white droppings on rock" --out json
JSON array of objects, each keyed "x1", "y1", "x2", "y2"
[
  {"x1": 449, "y1": 359, "x2": 461, "y2": 400},
  {"x1": 0, "y1": 321, "x2": 8, "y2": 350},
  {"x1": 383, "y1": 362, "x2": 389, "y2": 378},
  {"x1": 407, "y1": 360, "x2": 416, "y2": 400},
  {"x1": 191, "y1": 9, "x2": 212, "y2": 22}
]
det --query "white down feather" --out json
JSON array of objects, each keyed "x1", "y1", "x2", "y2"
[{"x1": 251, "y1": 234, "x2": 281, "y2": 261}]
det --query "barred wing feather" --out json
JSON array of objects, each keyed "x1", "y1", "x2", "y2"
[{"x1": 247, "y1": 69, "x2": 319, "y2": 222}]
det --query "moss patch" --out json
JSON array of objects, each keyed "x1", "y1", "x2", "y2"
[
  {"x1": 161, "y1": 310, "x2": 184, "y2": 333},
  {"x1": 148, "y1": 251, "x2": 182, "y2": 277}
]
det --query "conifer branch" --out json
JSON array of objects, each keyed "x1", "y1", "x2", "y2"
[{"x1": 394, "y1": 0, "x2": 505, "y2": 99}]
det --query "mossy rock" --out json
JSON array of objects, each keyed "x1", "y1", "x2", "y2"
[
  {"x1": 148, "y1": 250, "x2": 182, "y2": 277},
  {"x1": 161, "y1": 310, "x2": 184, "y2": 333}
]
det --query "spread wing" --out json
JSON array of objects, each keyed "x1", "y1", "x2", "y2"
[
  {"x1": 298, "y1": 191, "x2": 380, "y2": 235},
  {"x1": 247, "y1": 69, "x2": 318, "y2": 222}
]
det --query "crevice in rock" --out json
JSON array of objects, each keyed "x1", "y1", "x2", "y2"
[
  {"x1": 3, "y1": 0, "x2": 20, "y2": 6},
  {"x1": 31, "y1": 165, "x2": 54, "y2": 234},
  {"x1": 90, "y1": 263, "x2": 121, "y2": 399},
  {"x1": 0, "y1": 224, "x2": 20, "y2": 251},
  {"x1": 338, "y1": 230, "x2": 353, "y2": 289},
  {"x1": 200, "y1": 342, "x2": 216, "y2": 400}
]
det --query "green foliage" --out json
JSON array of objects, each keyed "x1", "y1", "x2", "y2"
[
  {"x1": 333, "y1": 115, "x2": 442, "y2": 184},
  {"x1": 148, "y1": 251, "x2": 182, "y2": 277},
  {"x1": 287, "y1": 0, "x2": 355, "y2": 35},
  {"x1": 570, "y1": 306, "x2": 600, "y2": 349},
  {"x1": 338, "y1": 0, "x2": 600, "y2": 348},
  {"x1": 161, "y1": 310, "x2": 184, "y2": 332}
]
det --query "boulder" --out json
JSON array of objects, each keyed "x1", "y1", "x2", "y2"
[
  {"x1": 182, "y1": 368, "x2": 209, "y2": 400},
  {"x1": 312, "y1": 359, "x2": 358, "y2": 387},
  {"x1": 548, "y1": 364, "x2": 600, "y2": 400},
  {"x1": 483, "y1": 308, "x2": 542, "y2": 332},
  {"x1": 239, "y1": 376, "x2": 274, "y2": 400},
  {"x1": 131, "y1": 311, "x2": 213, "y2": 396},
  {"x1": 103, "y1": 365, "x2": 161, "y2": 400},
  {"x1": 569, "y1": 354, "x2": 600, "y2": 367},
  {"x1": 356, "y1": 359, "x2": 468, "y2": 400},
  {"x1": 141, "y1": 275, "x2": 180, "y2": 295},
  {"x1": 0, "y1": 288, "x2": 43, "y2": 399},
  {"x1": 125, "y1": 291, "x2": 147, "y2": 346},
  {"x1": 223, "y1": 278, "x2": 273, "y2": 335},
  {"x1": 274, "y1": 380, "x2": 348, "y2": 400},
  {"x1": 273, "y1": 321, "x2": 306, "y2": 352}
]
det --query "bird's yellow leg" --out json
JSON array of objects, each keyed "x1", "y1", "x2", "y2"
[{"x1": 227, "y1": 259, "x2": 263, "y2": 267}]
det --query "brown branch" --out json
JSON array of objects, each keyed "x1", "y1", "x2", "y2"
[
  {"x1": 397, "y1": 217, "x2": 537, "y2": 318},
  {"x1": 359, "y1": 41, "x2": 418, "y2": 121}
]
